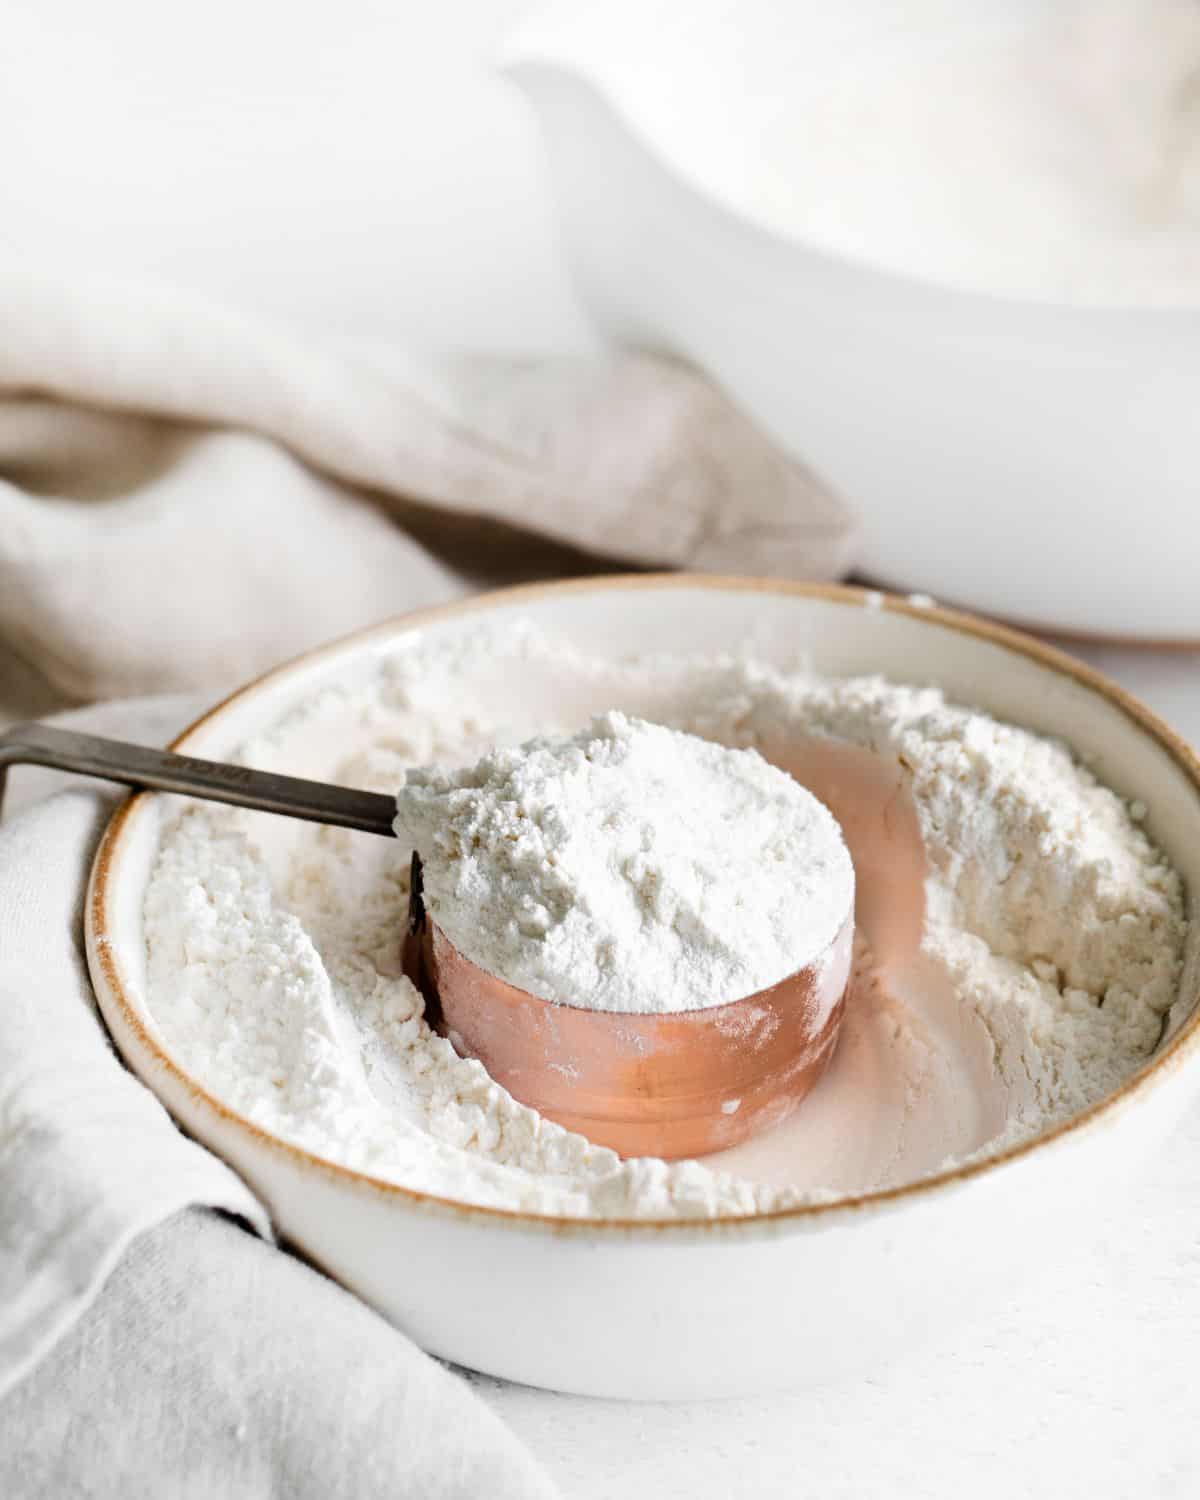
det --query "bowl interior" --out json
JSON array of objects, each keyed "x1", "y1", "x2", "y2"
[{"x1": 94, "y1": 579, "x2": 1200, "y2": 1211}]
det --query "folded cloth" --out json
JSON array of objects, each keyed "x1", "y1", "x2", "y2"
[
  {"x1": 0, "y1": 698, "x2": 556, "y2": 1499},
  {"x1": 0, "y1": 264, "x2": 857, "y2": 716}
]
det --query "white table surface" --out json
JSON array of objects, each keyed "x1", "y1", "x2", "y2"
[{"x1": 475, "y1": 646, "x2": 1200, "y2": 1498}]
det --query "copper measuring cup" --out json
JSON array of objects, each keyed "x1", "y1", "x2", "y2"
[
  {"x1": 402, "y1": 853, "x2": 853, "y2": 1160},
  {"x1": 0, "y1": 720, "x2": 857, "y2": 1164}
]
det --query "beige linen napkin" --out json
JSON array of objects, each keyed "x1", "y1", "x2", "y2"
[
  {"x1": 0, "y1": 265, "x2": 856, "y2": 715},
  {"x1": 0, "y1": 697, "x2": 556, "y2": 1497}
]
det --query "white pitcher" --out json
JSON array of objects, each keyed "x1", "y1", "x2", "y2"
[{"x1": 504, "y1": 2, "x2": 1200, "y2": 640}]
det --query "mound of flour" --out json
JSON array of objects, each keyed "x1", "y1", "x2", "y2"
[
  {"x1": 392, "y1": 712, "x2": 853, "y2": 1013},
  {"x1": 141, "y1": 626, "x2": 1187, "y2": 1219},
  {"x1": 581, "y1": 0, "x2": 1200, "y2": 302}
]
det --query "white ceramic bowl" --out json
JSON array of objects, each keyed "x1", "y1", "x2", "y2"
[
  {"x1": 86, "y1": 578, "x2": 1200, "y2": 1398},
  {"x1": 509, "y1": 65, "x2": 1200, "y2": 641}
]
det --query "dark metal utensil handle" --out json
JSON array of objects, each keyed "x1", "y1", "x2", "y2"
[{"x1": 0, "y1": 722, "x2": 397, "y2": 836}]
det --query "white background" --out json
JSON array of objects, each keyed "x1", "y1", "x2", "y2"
[{"x1": 2, "y1": 0, "x2": 591, "y2": 354}]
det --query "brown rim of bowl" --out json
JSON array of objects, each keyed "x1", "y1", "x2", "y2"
[{"x1": 87, "y1": 574, "x2": 1200, "y2": 1238}]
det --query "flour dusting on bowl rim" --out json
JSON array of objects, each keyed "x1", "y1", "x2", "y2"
[{"x1": 85, "y1": 575, "x2": 1200, "y2": 1238}]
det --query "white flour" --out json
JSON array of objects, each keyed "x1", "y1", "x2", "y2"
[
  {"x1": 590, "y1": 0, "x2": 1200, "y2": 303},
  {"x1": 392, "y1": 712, "x2": 853, "y2": 1014},
  {"x1": 142, "y1": 626, "x2": 1187, "y2": 1219}
]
